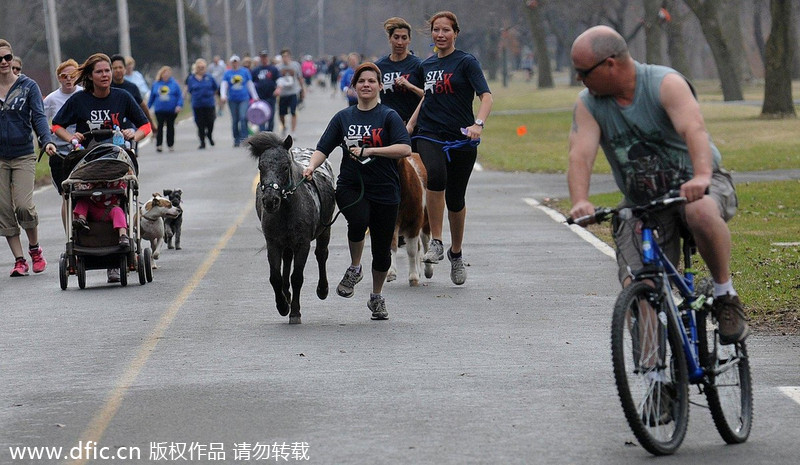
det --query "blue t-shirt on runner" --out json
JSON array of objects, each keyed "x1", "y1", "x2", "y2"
[
  {"x1": 316, "y1": 104, "x2": 411, "y2": 205},
  {"x1": 53, "y1": 88, "x2": 149, "y2": 133},
  {"x1": 374, "y1": 54, "x2": 424, "y2": 122},
  {"x1": 223, "y1": 68, "x2": 254, "y2": 103},
  {"x1": 418, "y1": 49, "x2": 490, "y2": 140}
]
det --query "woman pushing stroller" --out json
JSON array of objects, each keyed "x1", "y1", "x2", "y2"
[
  {"x1": 51, "y1": 53, "x2": 151, "y2": 282},
  {"x1": 51, "y1": 53, "x2": 151, "y2": 170}
]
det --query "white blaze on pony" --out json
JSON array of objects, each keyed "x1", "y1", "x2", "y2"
[{"x1": 387, "y1": 153, "x2": 432, "y2": 286}]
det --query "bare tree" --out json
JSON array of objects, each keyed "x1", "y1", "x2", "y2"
[
  {"x1": 522, "y1": 0, "x2": 554, "y2": 88},
  {"x1": 719, "y1": 0, "x2": 754, "y2": 81},
  {"x1": 642, "y1": 0, "x2": 664, "y2": 64},
  {"x1": 761, "y1": 0, "x2": 796, "y2": 117},
  {"x1": 664, "y1": 0, "x2": 692, "y2": 78},
  {"x1": 752, "y1": 0, "x2": 767, "y2": 69},
  {"x1": 682, "y1": 0, "x2": 744, "y2": 101}
]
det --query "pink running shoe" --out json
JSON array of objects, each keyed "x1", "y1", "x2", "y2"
[
  {"x1": 29, "y1": 246, "x2": 47, "y2": 273},
  {"x1": 10, "y1": 258, "x2": 29, "y2": 277}
]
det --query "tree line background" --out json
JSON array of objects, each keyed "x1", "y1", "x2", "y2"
[{"x1": 2, "y1": 0, "x2": 796, "y2": 114}]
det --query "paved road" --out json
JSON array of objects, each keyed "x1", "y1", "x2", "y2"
[{"x1": 1, "y1": 89, "x2": 799, "y2": 464}]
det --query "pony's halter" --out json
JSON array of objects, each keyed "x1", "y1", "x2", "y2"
[
  {"x1": 260, "y1": 148, "x2": 308, "y2": 199},
  {"x1": 261, "y1": 177, "x2": 307, "y2": 199}
]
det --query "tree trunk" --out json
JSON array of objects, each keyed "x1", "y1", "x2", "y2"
[
  {"x1": 523, "y1": 0, "x2": 554, "y2": 88},
  {"x1": 791, "y1": 2, "x2": 800, "y2": 79},
  {"x1": 753, "y1": 0, "x2": 767, "y2": 69},
  {"x1": 719, "y1": 0, "x2": 753, "y2": 81},
  {"x1": 683, "y1": 0, "x2": 744, "y2": 101},
  {"x1": 761, "y1": 0, "x2": 796, "y2": 117},
  {"x1": 485, "y1": 28, "x2": 501, "y2": 81},
  {"x1": 643, "y1": 0, "x2": 664, "y2": 64},
  {"x1": 664, "y1": 0, "x2": 692, "y2": 78}
]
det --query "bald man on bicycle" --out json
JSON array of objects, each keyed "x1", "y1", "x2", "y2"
[{"x1": 566, "y1": 25, "x2": 748, "y2": 345}]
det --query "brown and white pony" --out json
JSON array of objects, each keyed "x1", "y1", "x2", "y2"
[{"x1": 387, "y1": 153, "x2": 432, "y2": 286}]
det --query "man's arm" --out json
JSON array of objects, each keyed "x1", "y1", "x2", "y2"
[
  {"x1": 567, "y1": 98, "x2": 602, "y2": 220},
  {"x1": 660, "y1": 73, "x2": 713, "y2": 202}
]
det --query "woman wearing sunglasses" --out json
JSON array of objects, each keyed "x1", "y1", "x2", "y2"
[
  {"x1": 0, "y1": 39, "x2": 58, "y2": 277},
  {"x1": 44, "y1": 59, "x2": 83, "y2": 229}
]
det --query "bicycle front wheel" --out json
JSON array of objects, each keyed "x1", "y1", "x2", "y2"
[
  {"x1": 611, "y1": 281, "x2": 690, "y2": 455},
  {"x1": 698, "y1": 310, "x2": 753, "y2": 443}
]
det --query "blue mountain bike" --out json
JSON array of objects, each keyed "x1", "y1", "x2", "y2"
[{"x1": 569, "y1": 192, "x2": 752, "y2": 455}]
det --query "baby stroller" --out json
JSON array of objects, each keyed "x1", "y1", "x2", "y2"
[{"x1": 57, "y1": 129, "x2": 153, "y2": 289}]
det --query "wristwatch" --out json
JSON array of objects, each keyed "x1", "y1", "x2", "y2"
[{"x1": 474, "y1": 119, "x2": 484, "y2": 127}]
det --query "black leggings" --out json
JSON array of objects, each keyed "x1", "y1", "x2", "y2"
[
  {"x1": 416, "y1": 138, "x2": 477, "y2": 212},
  {"x1": 193, "y1": 106, "x2": 215, "y2": 144},
  {"x1": 335, "y1": 188, "x2": 398, "y2": 273},
  {"x1": 155, "y1": 111, "x2": 178, "y2": 148}
]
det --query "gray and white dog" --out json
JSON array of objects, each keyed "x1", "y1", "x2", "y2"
[{"x1": 138, "y1": 193, "x2": 181, "y2": 267}]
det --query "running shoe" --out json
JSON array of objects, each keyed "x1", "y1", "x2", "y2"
[
  {"x1": 422, "y1": 239, "x2": 444, "y2": 264},
  {"x1": 448, "y1": 249, "x2": 466, "y2": 285},
  {"x1": 10, "y1": 258, "x2": 29, "y2": 277},
  {"x1": 29, "y1": 246, "x2": 47, "y2": 273},
  {"x1": 368, "y1": 294, "x2": 388, "y2": 320},
  {"x1": 336, "y1": 266, "x2": 363, "y2": 298}
]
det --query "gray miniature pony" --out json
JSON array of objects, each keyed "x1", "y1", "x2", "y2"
[{"x1": 248, "y1": 133, "x2": 336, "y2": 324}]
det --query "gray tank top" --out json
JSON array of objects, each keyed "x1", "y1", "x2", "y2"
[{"x1": 580, "y1": 61, "x2": 721, "y2": 204}]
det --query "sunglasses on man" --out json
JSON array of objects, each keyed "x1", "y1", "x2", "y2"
[{"x1": 575, "y1": 54, "x2": 615, "y2": 79}]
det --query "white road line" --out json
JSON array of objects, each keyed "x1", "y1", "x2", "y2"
[
  {"x1": 779, "y1": 386, "x2": 800, "y2": 406},
  {"x1": 522, "y1": 197, "x2": 616, "y2": 259}
]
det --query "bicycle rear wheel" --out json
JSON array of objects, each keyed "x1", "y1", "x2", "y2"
[
  {"x1": 697, "y1": 309, "x2": 753, "y2": 443},
  {"x1": 611, "y1": 281, "x2": 689, "y2": 455}
]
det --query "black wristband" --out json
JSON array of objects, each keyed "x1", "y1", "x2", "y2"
[{"x1": 360, "y1": 146, "x2": 365, "y2": 158}]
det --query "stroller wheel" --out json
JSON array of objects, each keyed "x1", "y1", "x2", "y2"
[
  {"x1": 119, "y1": 255, "x2": 128, "y2": 287},
  {"x1": 77, "y1": 258, "x2": 86, "y2": 289},
  {"x1": 137, "y1": 254, "x2": 146, "y2": 285},
  {"x1": 144, "y1": 248, "x2": 153, "y2": 282},
  {"x1": 59, "y1": 253, "x2": 68, "y2": 290}
]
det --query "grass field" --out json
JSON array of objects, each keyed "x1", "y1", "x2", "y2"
[
  {"x1": 484, "y1": 73, "x2": 799, "y2": 332},
  {"x1": 478, "y1": 74, "x2": 800, "y2": 174}
]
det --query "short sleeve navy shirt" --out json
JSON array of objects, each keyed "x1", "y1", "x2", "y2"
[
  {"x1": 316, "y1": 104, "x2": 411, "y2": 204},
  {"x1": 53, "y1": 88, "x2": 149, "y2": 133},
  {"x1": 418, "y1": 49, "x2": 490, "y2": 139},
  {"x1": 374, "y1": 54, "x2": 424, "y2": 122}
]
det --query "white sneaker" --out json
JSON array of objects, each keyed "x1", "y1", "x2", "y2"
[
  {"x1": 448, "y1": 249, "x2": 466, "y2": 285},
  {"x1": 423, "y1": 239, "x2": 444, "y2": 264},
  {"x1": 368, "y1": 294, "x2": 388, "y2": 320},
  {"x1": 336, "y1": 266, "x2": 363, "y2": 298}
]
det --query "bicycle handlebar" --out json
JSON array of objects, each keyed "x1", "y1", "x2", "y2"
[{"x1": 566, "y1": 190, "x2": 687, "y2": 226}]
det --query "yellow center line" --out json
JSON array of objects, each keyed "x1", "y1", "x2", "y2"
[{"x1": 69, "y1": 177, "x2": 259, "y2": 465}]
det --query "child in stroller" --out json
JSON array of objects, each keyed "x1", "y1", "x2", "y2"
[{"x1": 72, "y1": 178, "x2": 130, "y2": 248}]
